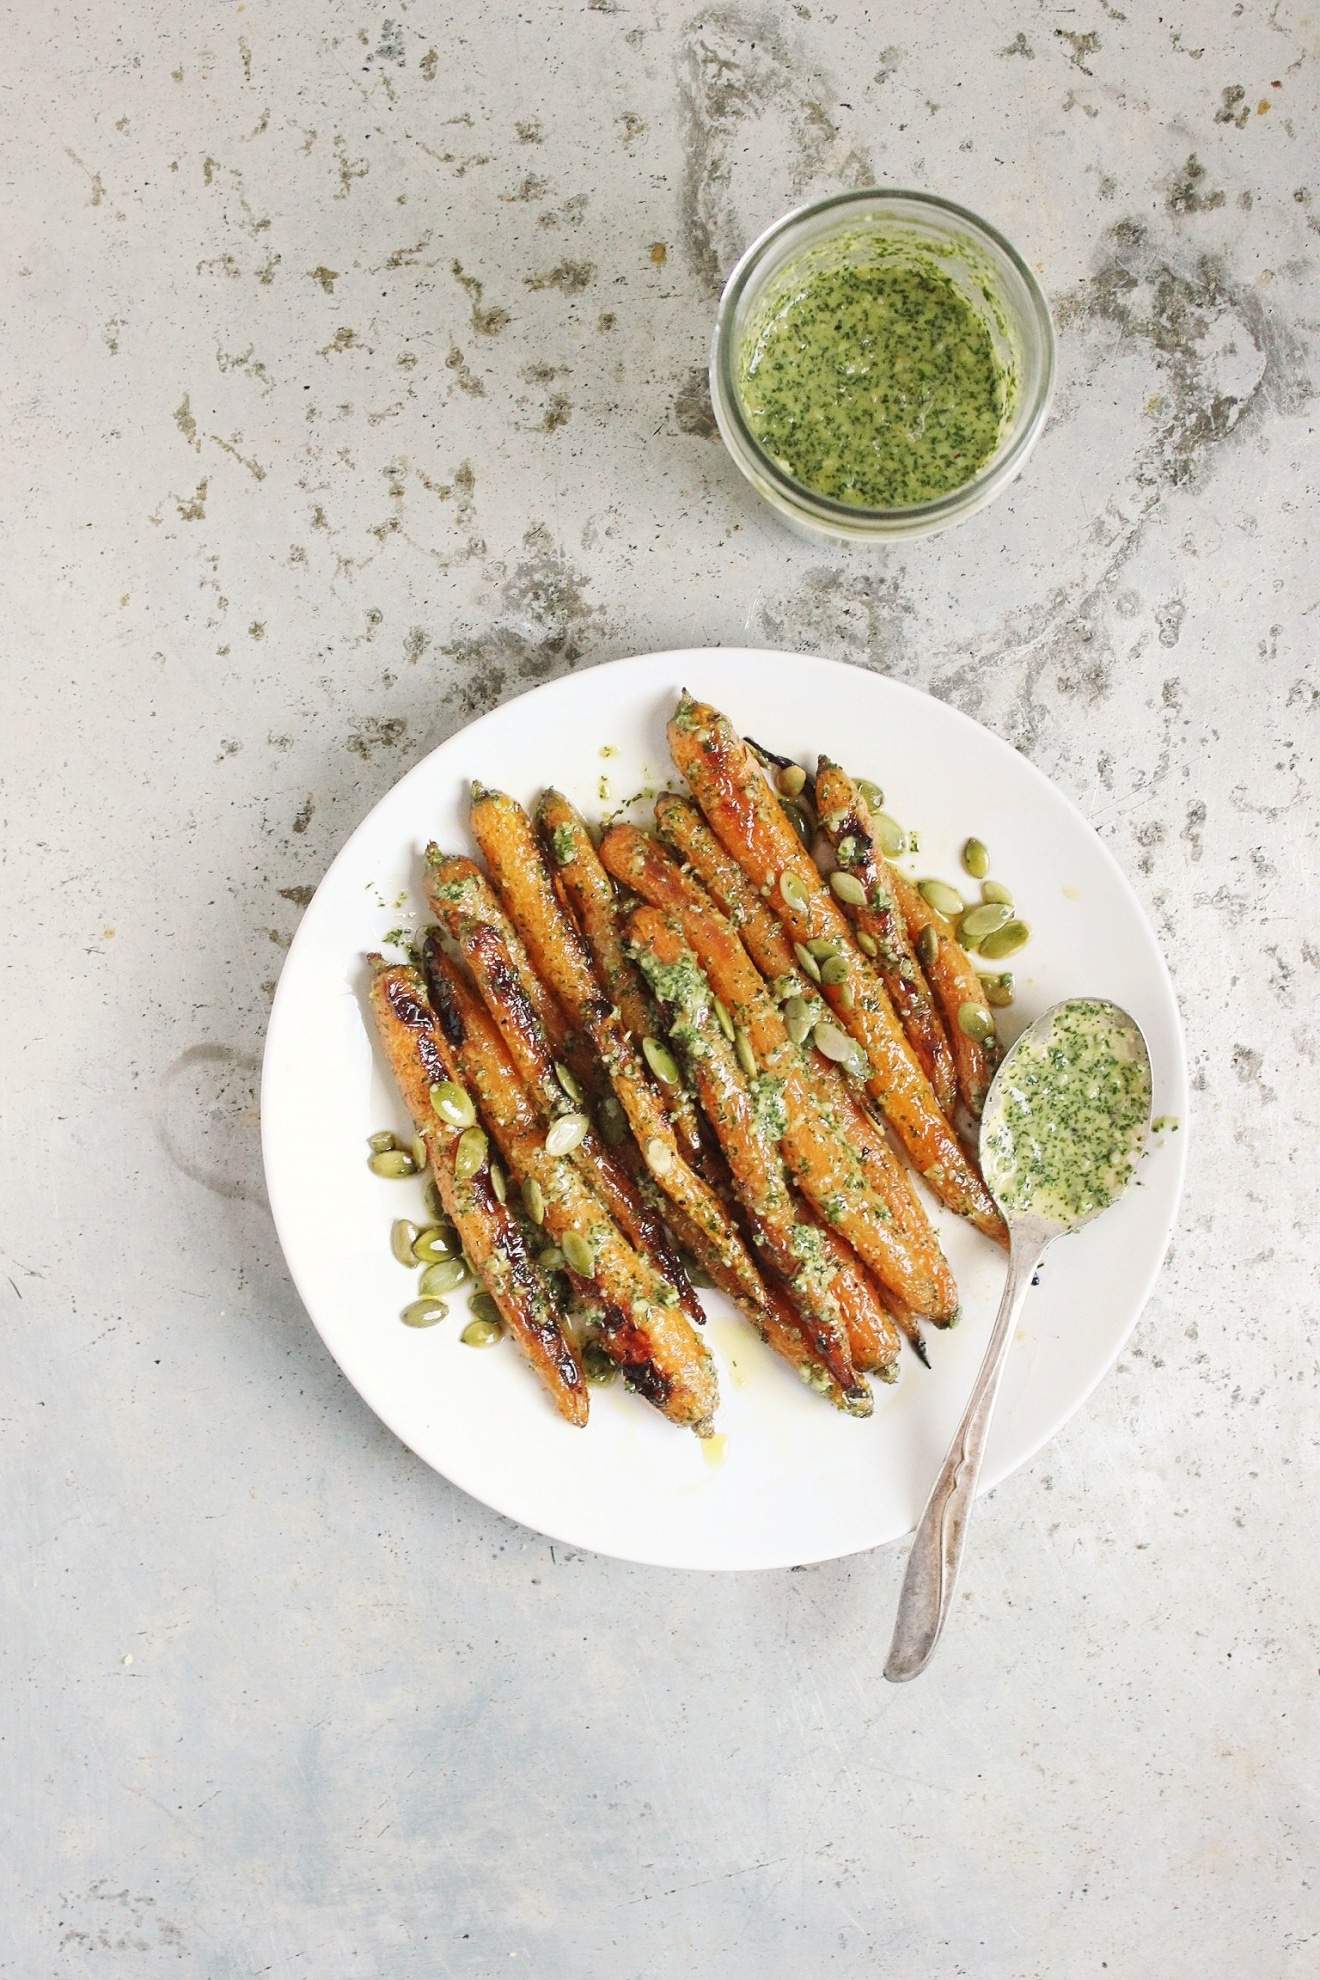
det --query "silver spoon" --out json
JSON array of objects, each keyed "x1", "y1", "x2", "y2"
[{"x1": 884, "y1": 998, "x2": 1152, "y2": 1684}]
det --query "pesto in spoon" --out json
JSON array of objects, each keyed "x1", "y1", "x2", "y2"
[{"x1": 885, "y1": 999, "x2": 1153, "y2": 1683}]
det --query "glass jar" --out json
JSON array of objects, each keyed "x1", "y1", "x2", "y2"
[{"x1": 709, "y1": 188, "x2": 1055, "y2": 542}]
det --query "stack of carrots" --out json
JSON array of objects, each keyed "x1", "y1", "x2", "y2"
[{"x1": 368, "y1": 693, "x2": 1008, "y2": 1434}]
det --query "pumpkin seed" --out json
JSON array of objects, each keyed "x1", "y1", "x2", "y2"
[
  {"x1": 813, "y1": 1020, "x2": 862, "y2": 1072},
  {"x1": 835, "y1": 834, "x2": 861, "y2": 868},
  {"x1": 369, "y1": 1148, "x2": 418, "y2": 1178},
  {"x1": 582, "y1": 1341, "x2": 617, "y2": 1385},
  {"x1": 390, "y1": 1219, "x2": 421, "y2": 1266},
  {"x1": 522, "y1": 1177, "x2": 546, "y2": 1225},
  {"x1": 410, "y1": 1133, "x2": 429, "y2": 1174},
  {"x1": 981, "y1": 879, "x2": 1013, "y2": 907},
  {"x1": 561, "y1": 1230, "x2": 596, "y2": 1278},
  {"x1": 783, "y1": 996, "x2": 811, "y2": 1045},
  {"x1": 537, "y1": 1245, "x2": 566, "y2": 1272},
  {"x1": 413, "y1": 1224, "x2": 457, "y2": 1265},
  {"x1": 777, "y1": 762, "x2": 807, "y2": 798},
  {"x1": 461, "y1": 1315, "x2": 503, "y2": 1346},
  {"x1": 489, "y1": 1158, "x2": 507, "y2": 1205},
  {"x1": 836, "y1": 982, "x2": 856, "y2": 1012},
  {"x1": 871, "y1": 813, "x2": 907, "y2": 857},
  {"x1": 856, "y1": 777, "x2": 885, "y2": 813},
  {"x1": 830, "y1": 870, "x2": 867, "y2": 907},
  {"x1": 916, "y1": 923, "x2": 940, "y2": 968},
  {"x1": 961, "y1": 837, "x2": 990, "y2": 879},
  {"x1": 642, "y1": 1036, "x2": 680, "y2": 1086},
  {"x1": 819, "y1": 955, "x2": 849, "y2": 986},
  {"x1": 779, "y1": 869, "x2": 811, "y2": 913},
  {"x1": 368, "y1": 1130, "x2": 398, "y2": 1154},
  {"x1": 554, "y1": 1061, "x2": 583, "y2": 1104},
  {"x1": 419, "y1": 1256, "x2": 469, "y2": 1297},
  {"x1": 918, "y1": 878, "x2": 965, "y2": 920},
  {"x1": 468, "y1": 1291, "x2": 502, "y2": 1327},
  {"x1": 856, "y1": 928, "x2": 878, "y2": 957},
  {"x1": 957, "y1": 1002, "x2": 996, "y2": 1043},
  {"x1": 401, "y1": 1297, "x2": 446, "y2": 1328},
  {"x1": 734, "y1": 1026, "x2": 757, "y2": 1078},
  {"x1": 978, "y1": 918, "x2": 1030, "y2": 959},
  {"x1": 793, "y1": 942, "x2": 822, "y2": 983},
  {"x1": 981, "y1": 973, "x2": 1015, "y2": 1008},
  {"x1": 453, "y1": 1125, "x2": 488, "y2": 1181},
  {"x1": 544, "y1": 1111, "x2": 589, "y2": 1157},
  {"x1": 959, "y1": 902, "x2": 1013, "y2": 947},
  {"x1": 806, "y1": 937, "x2": 839, "y2": 961},
  {"x1": 421, "y1": 1176, "x2": 445, "y2": 1222},
  {"x1": 780, "y1": 799, "x2": 812, "y2": 849},
  {"x1": 645, "y1": 1135, "x2": 674, "y2": 1177},
  {"x1": 430, "y1": 1081, "x2": 476, "y2": 1129},
  {"x1": 712, "y1": 997, "x2": 735, "y2": 1042}
]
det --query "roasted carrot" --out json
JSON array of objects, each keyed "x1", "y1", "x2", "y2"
[
  {"x1": 813, "y1": 758, "x2": 959, "y2": 1116},
  {"x1": 434, "y1": 921, "x2": 706, "y2": 1332},
  {"x1": 365, "y1": 954, "x2": 588, "y2": 1425},
  {"x1": 667, "y1": 694, "x2": 1007, "y2": 1245},
  {"x1": 467, "y1": 784, "x2": 784, "y2": 1329},
  {"x1": 600, "y1": 823, "x2": 960, "y2": 1319},
  {"x1": 422, "y1": 944, "x2": 719, "y2": 1432},
  {"x1": 629, "y1": 907, "x2": 891, "y2": 1392},
  {"x1": 886, "y1": 864, "x2": 1001, "y2": 1122}
]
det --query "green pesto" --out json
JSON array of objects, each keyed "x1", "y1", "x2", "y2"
[
  {"x1": 981, "y1": 1001, "x2": 1151, "y2": 1224},
  {"x1": 737, "y1": 249, "x2": 1008, "y2": 508},
  {"x1": 549, "y1": 822, "x2": 576, "y2": 866},
  {"x1": 748, "y1": 1072, "x2": 787, "y2": 1141}
]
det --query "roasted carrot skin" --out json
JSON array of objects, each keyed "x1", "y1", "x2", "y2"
[
  {"x1": 421, "y1": 942, "x2": 719, "y2": 1431},
  {"x1": 667, "y1": 694, "x2": 1007, "y2": 1245},
  {"x1": 815, "y1": 757, "x2": 958, "y2": 1118},
  {"x1": 366, "y1": 955, "x2": 588, "y2": 1425}
]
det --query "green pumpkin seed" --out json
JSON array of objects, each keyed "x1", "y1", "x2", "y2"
[
  {"x1": 793, "y1": 941, "x2": 822, "y2": 983},
  {"x1": 489, "y1": 1158, "x2": 507, "y2": 1205},
  {"x1": 813, "y1": 1020, "x2": 860, "y2": 1069},
  {"x1": 582, "y1": 1341, "x2": 617, "y2": 1385},
  {"x1": 957, "y1": 1002, "x2": 996, "y2": 1043},
  {"x1": 734, "y1": 1026, "x2": 757, "y2": 1079},
  {"x1": 961, "y1": 837, "x2": 990, "y2": 879},
  {"x1": 554, "y1": 1061, "x2": 583, "y2": 1104},
  {"x1": 918, "y1": 878, "x2": 965, "y2": 920},
  {"x1": 461, "y1": 1315, "x2": 503, "y2": 1347},
  {"x1": 522, "y1": 1177, "x2": 546, "y2": 1225},
  {"x1": 981, "y1": 879, "x2": 1013, "y2": 907},
  {"x1": 777, "y1": 763, "x2": 807, "y2": 798},
  {"x1": 468, "y1": 1291, "x2": 502, "y2": 1327},
  {"x1": 856, "y1": 778, "x2": 885, "y2": 813},
  {"x1": 821, "y1": 955, "x2": 851, "y2": 986},
  {"x1": 430, "y1": 1081, "x2": 476, "y2": 1129},
  {"x1": 390, "y1": 1219, "x2": 421, "y2": 1266},
  {"x1": 959, "y1": 902, "x2": 1013, "y2": 947},
  {"x1": 916, "y1": 923, "x2": 940, "y2": 968},
  {"x1": 561, "y1": 1230, "x2": 596, "y2": 1278},
  {"x1": 780, "y1": 799, "x2": 812, "y2": 849},
  {"x1": 421, "y1": 1175, "x2": 445, "y2": 1222},
  {"x1": 712, "y1": 997, "x2": 735, "y2": 1042},
  {"x1": 413, "y1": 1224, "x2": 457, "y2": 1265},
  {"x1": 642, "y1": 1036, "x2": 681, "y2": 1086},
  {"x1": 645, "y1": 1135, "x2": 674, "y2": 1177},
  {"x1": 978, "y1": 918, "x2": 1030, "y2": 959},
  {"x1": 836, "y1": 982, "x2": 856, "y2": 1012},
  {"x1": 871, "y1": 813, "x2": 907, "y2": 857},
  {"x1": 783, "y1": 996, "x2": 811, "y2": 1046},
  {"x1": 410, "y1": 1133, "x2": 429, "y2": 1174},
  {"x1": 537, "y1": 1245, "x2": 566, "y2": 1272},
  {"x1": 453, "y1": 1125, "x2": 488, "y2": 1182},
  {"x1": 779, "y1": 870, "x2": 811, "y2": 913},
  {"x1": 368, "y1": 1130, "x2": 398, "y2": 1155},
  {"x1": 401, "y1": 1297, "x2": 446, "y2": 1328},
  {"x1": 855, "y1": 928, "x2": 878, "y2": 958},
  {"x1": 830, "y1": 870, "x2": 867, "y2": 907},
  {"x1": 369, "y1": 1148, "x2": 418, "y2": 1178},
  {"x1": 544, "y1": 1111, "x2": 589, "y2": 1156},
  {"x1": 835, "y1": 834, "x2": 861, "y2": 868},
  {"x1": 981, "y1": 973, "x2": 1015, "y2": 1008},
  {"x1": 420, "y1": 1256, "x2": 469, "y2": 1297},
  {"x1": 806, "y1": 938, "x2": 839, "y2": 961}
]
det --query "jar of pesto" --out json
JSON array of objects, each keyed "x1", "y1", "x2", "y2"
[{"x1": 710, "y1": 189, "x2": 1054, "y2": 541}]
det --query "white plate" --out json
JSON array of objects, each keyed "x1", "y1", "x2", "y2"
[{"x1": 262, "y1": 650, "x2": 1187, "y2": 1571}]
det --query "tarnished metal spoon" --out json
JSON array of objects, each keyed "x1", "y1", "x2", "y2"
[{"x1": 884, "y1": 998, "x2": 1153, "y2": 1684}]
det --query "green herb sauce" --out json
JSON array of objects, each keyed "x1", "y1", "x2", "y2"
[
  {"x1": 737, "y1": 248, "x2": 1009, "y2": 508},
  {"x1": 981, "y1": 1002, "x2": 1151, "y2": 1225}
]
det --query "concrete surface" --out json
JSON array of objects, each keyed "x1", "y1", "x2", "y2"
[{"x1": 2, "y1": 2, "x2": 1316, "y2": 1974}]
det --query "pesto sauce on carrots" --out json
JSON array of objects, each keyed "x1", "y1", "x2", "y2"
[{"x1": 737, "y1": 252, "x2": 1008, "y2": 508}]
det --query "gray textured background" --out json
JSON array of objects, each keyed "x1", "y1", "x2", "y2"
[{"x1": 2, "y1": 3, "x2": 1316, "y2": 1974}]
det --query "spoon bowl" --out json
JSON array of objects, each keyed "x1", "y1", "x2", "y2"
[{"x1": 884, "y1": 999, "x2": 1152, "y2": 1682}]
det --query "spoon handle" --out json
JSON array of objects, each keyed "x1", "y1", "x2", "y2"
[{"x1": 884, "y1": 1225, "x2": 1050, "y2": 1683}]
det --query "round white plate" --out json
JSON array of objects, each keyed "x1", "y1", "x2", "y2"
[{"x1": 262, "y1": 650, "x2": 1187, "y2": 1571}]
